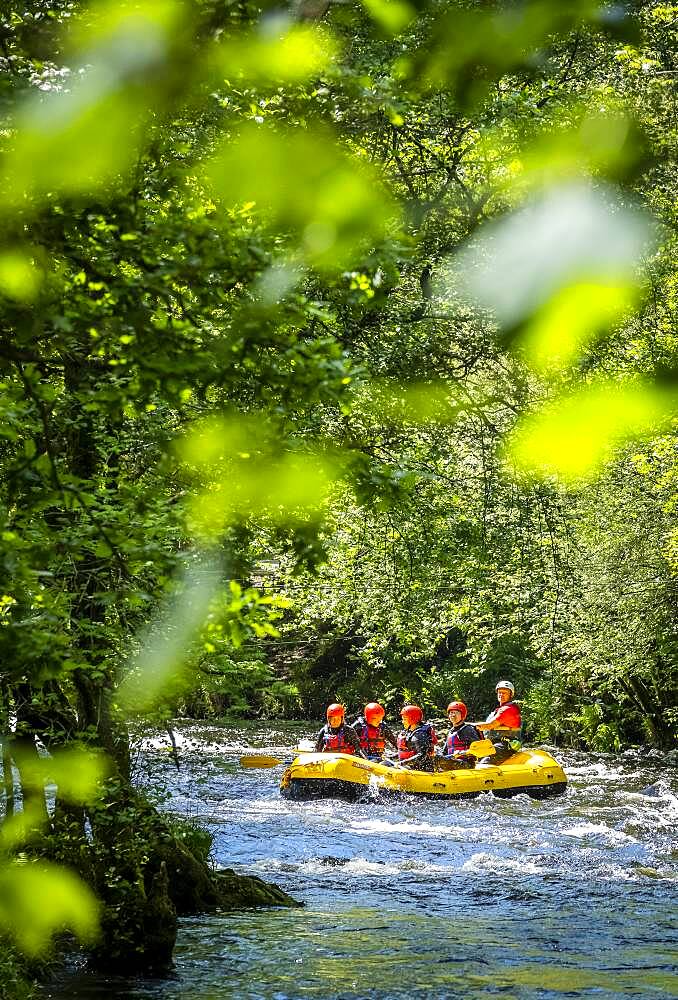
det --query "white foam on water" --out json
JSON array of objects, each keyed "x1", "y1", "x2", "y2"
[
  {"x1": 248, "y1": 857, "x2": 302, "y2": 873},
  {"x1": 250, "y1": 855, "x2": 465, "y2": 878},
  {"x1": 592, "y1": 861, "x2": 650, "y2": 882},
  {"x1": 461, "y1": 852, "x2": 546, "y2": 875},
  {"x1": 566, "y1": 761, "x2": 631, "y2": 780},
  {"x1": 213, "y1": 798, "x2": 297, "y2": 825},
  {"x1": 349, "y1": 818, "x2": 468, "y2": 838},
  {"x1": 276, "y1": 857, "x2": 407, "y2": 877},
  {"x1": 619, "y1": 787, "x2": 678, "y2": 816},
  {"x1": 341, "y1": 856, "x2": 465, "y2": 877},
  {"x1": 562, "y1": 822, "x2": 638, "y2": 845},
  {"x1": 141, "y1": 732, "x2": 187, "y2": 751},
  {"x1": 342, "y1": 857, "x2": 416, "y2": 876}
]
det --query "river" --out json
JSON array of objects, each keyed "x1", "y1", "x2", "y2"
[{"x1": 45, "y1": 720, "x2": 678, "y2": 999}]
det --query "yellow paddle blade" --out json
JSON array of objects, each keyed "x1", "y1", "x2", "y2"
[
  {"x1": 466, "y1": 739, "x2": 496, "y2": 757},
  {"x1": 239, "y1": 754, "x2": 285, "y2": 768}
]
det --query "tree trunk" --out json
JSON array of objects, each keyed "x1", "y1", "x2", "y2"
[{"x1": 623, "y1": 675, "x2": 672, "y2": 748}]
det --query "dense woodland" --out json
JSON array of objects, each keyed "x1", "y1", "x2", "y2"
[{"x1": 0, "y1": 0, "x2": 677, "y2": 991}]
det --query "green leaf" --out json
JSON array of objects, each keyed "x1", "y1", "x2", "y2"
[
  {"x1": 0, "y1": 0, "x2": 188, "y2": 213},
  {"x1": 205, "y1": 125, "x2": 397, "y2": 268},
  {"x1": 361, "y1": 0, "x2": 414, "y2": 36},
  {"x1": 507, "y1": 381, "x2": 676, "y2": 482},
  {"x1": 212, "y1": 24, "x2": 336, "y2": 83},
  {"x1": 0, "y1": 862, "x2": 100, "y2": 956},
  {"x1": 458, "y1": 181, "x2": 653, "y2": 339},
  {"x1": 0, "y1": 250, "x2": 43, "y2": 302},
  {"x1": 10, "y1": 746, "x2": 108, "y2": 806}
]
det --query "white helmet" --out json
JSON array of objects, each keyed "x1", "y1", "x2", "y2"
[{"x1": 495, "y1": 680, "x2": 515, "y2": 696}]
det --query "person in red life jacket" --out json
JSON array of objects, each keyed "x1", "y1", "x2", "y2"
[
  {"x1": 397, "y1": 704, "x2": 438, "y2": 772},
  {"x1": 476, "y1": 681, "x2": 522, "y2": 762},
  {"x1": 442, "y1": 701, "x2": 482, "y2": 757},
  {"x1": 351, "y1": 702, "x2": 398, "y2": 761},
  {"x1": 315, "y1": 703, "x2": 363, "y2": 755}
]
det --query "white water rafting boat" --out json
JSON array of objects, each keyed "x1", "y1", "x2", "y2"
[{"x1": 279, "y1": 746, "x2": 567, "y2": 802}]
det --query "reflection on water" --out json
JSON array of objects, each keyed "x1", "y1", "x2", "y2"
[{"x1": 45, "y1": 722, "x2": 678, "y2": 999}]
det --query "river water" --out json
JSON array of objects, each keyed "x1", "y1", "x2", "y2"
[{"x1": 46, "y1": 720, "x2": 678, "y2": 999}]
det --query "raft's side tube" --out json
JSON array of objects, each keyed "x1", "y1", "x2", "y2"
[{"x1": 280, "y1": 750, "x2": 567, "y2": 802}]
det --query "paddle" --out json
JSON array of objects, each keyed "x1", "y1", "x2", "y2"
[
  {"x1": 239, "y1": 747, "x2": 316, "y2": 768},
  {"x1": 434, "y1": 739, "x2": 496, "y2": 771},
  {"x1": 239, "y1": 754, "x2": 288, "y2": 768}
]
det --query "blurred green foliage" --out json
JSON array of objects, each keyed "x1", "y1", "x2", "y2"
[
  {"x1": 0, "y1": 0, "x2": 677, "y2": 987},
  {"x1": 0, "y1": 862, "x2": 100, "y2": 957}
]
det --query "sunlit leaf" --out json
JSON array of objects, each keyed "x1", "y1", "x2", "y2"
[
  {"x1": 355, "y1": 380, "x2": 459, "y2": 425},
  {"x1": 505, "y1": 108, "x2": 645, "y2": 191},
  {"x1": 0, "y1": 0, "x2": 187, "y2": 212},
  {"x1": 0, "y1": 862, "x2": 99, "y2": 956},
  {"x1": 177, "y1": 415, "x2": 337, "y2": 541},
  {"x1": 187, "y1": 454, "x2": 334, "y2": 541},
  {"x1": 521, "y1": 280, "x2": 639, "y2": 371},
  {"x1": 456, "y1": 182, "x2": 654, "y2": 365},
  {"x1": 0, "y1": 804, "x2": 50, "y2": 850},
  {"x1": 205, "y1": 126, "x2": 397, "y2": 267},
  {"x1": 212, "y1": 23, "x2": 336, "y2": 82},
  {"x1": 507, "y1": 381, "x2": 676, "y2": 482},
  {"x1": 0, "y1": 250, "x2": 43, "y2": 302},
  {"x1": 117, "y1": 562, "x2": 219, "y2": 713},
  {"x1": 361, "y1": 0, "x2": 415, "y2": 36},
  {"x1": 413, "y1": 0, "x2": 627, "y2": 103},
  {"x1": 14, "y1": 746, "x2": 108, "y2": 804}
]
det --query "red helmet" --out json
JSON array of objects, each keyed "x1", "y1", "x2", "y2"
[
  {"x1": 400, "y1": 704, "x2": 423, "y2": 726},
  {"x1": 364, "y1": 702, "x2": 385, "y2": 725},
  {"x1": 326, "y1": 703, "x2": 345, "y2": 722},
  {"x1": 446, "y1": 701, "x2": 467, "y2": 720}
]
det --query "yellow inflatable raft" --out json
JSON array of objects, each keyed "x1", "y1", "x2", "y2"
[{"x1": 280, "y1": 747, "x2": 567, "y2": 802}]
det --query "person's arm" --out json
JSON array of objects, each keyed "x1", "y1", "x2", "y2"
[
  {"x1": 314, "y1": 727, "x2": 326, "y2": 752},
  {"x1": 476, "y1": 718, "x2": 498, "y2": 731},
  {"x1": 476, "y1": 708, "x2": 519, "y2": 732},
  {"x1": 451, "y1": 723, "x2": 478, "y2": 743},
  {"x1": 474, "y1": 706, "x2": 504, "y2": 731},
  {"x1": 490, "y1": 704, "x2": 521, "y2": 729}
]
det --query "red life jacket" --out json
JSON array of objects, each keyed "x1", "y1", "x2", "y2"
[
  {"x1": 319, "y1": 724, "x2": 356, "y2": 754},
  {"x1": 486, "y1": 701, "x2": 522, "y2": 738},
  {"x1": 397, "y1": 731, "x2": 415, "y2": 761},
  {"x1": 397, "y1": 723, "x2": 437, "y2": 762},
  {"x1": 446, "y1": 724, "x2": 475, "y2": 754},
  {"x1": 357, "y1": 721, "x2": 386, "y2": 756}
]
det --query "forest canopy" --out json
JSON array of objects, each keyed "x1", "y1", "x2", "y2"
[{"x1": 0, "y1": 0, "x2": 677, "y2": 982}]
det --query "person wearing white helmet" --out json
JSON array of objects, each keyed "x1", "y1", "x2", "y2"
[{"x1": 476, "y1": 681, "x2": 522, "y2": 761}]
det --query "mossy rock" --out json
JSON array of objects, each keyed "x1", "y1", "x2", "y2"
[
  {"x1": 213, "y1": 869, "x2": 302, "y2": 910},
  {"x1": 151, "y1": 839, "x2": 301, "y2": 914},
  {"x1": 152, "y1": 837, "x2": 221, "y2": 914}
]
